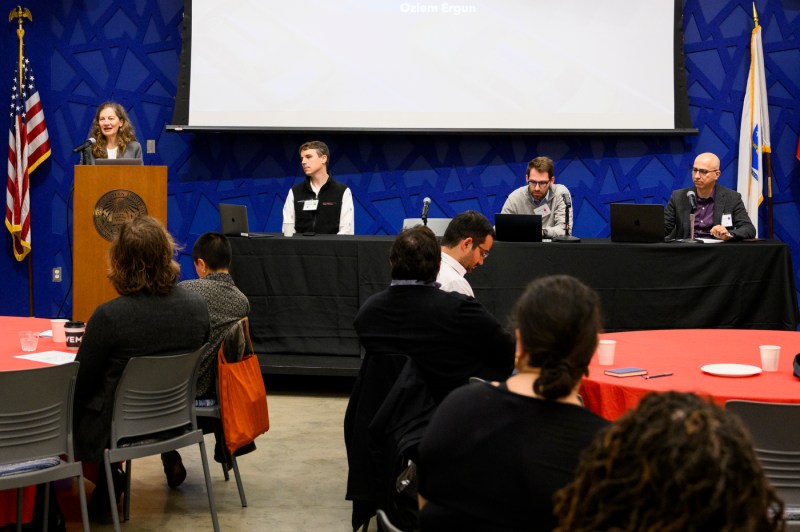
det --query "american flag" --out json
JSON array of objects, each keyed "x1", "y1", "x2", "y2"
[{"x1": 6, "y1": 55, "x2": 50, "y2": 261}]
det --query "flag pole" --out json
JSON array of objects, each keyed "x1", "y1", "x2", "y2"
[
  {"x1": 9, "y1": 5, "x2": 35, "y2": 316},
  {"x1": 752, "y1": 3, "x2": 774, "y2": 239}
]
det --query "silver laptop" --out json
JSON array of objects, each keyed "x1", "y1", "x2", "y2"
[
  {"x1": 610, "y1": 203, "x2": 665, "y2": 243},
  {"x1": 93, "y1": 158, "x2": 144, "y2": 166},
  {"x1": 401, "y1": 218, "x2": 451, "y2": 237},
  {"x1": 494, "y1": 214, "x2": 543, "y2": 242}
]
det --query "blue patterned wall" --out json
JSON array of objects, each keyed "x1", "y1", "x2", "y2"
[{"x1": 1, "y1": 0, "x2": 798, "y2": 320}]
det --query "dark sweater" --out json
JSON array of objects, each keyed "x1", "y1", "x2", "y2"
[
  {"x1": 73, "y1": 286, "x2": 210, "y2": 461},
  {"x1": 418, "y1": 382, "x2": 609, "y2": 531}
]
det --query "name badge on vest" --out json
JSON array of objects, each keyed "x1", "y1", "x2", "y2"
[
  {"x1": 534, "y1": 204, "x2": 551, "y2": 216},
  {"x1": 303, "y1": 199, "x2": 319, "y2": 211},
  {"x1": 721, "y1": 213, "x2": 732, "y2": 227}
]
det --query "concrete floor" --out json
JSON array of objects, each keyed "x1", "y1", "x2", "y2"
[{"x1": 58, "y1": 376, "x2": 364, "y2": 532}]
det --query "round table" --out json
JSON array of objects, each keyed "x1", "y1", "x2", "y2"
[{"x1": 580, "y1": 329, "x2": 800, "y2": 421}]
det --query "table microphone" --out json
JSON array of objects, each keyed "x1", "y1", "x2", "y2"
[
  {"x1": 421, "y1": 197, "x2": 431, "y2": 226},
  {"x1": 680, "y1": 190, "x2": 702, "y2": 243},
  {"x1": 686, "y1": 190, "x2": 697, "y2": 213},
  {"x1": 553, "y1": 192, "x2": 580, "y2": 243}
]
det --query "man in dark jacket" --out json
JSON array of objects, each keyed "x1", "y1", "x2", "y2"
[
  {"x1": 354, "y1": 225, "x2": 515, "y2": 404},
  {"x1": 664, "y1": 152, "x2": 756, "y2": 240}
]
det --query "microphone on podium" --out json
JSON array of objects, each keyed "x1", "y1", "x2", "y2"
[{"x1": 72, "y1": 137, "x2": 96, "y2": 153}]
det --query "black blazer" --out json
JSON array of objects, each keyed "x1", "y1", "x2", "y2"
[
  {"x1": 664, "y1": 184, "x2": 756, "y2": 240},
  {"x1": 354, "y1": 284, "x2": 515, "y2": 405}
]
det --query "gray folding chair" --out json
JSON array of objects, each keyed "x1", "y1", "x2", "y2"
[
  {"x1": 0, "y1": 361, "x2": 89, "y2": 532},
  {"x1": 195, "y1": 400, "x2": 248, "y2": 507},
  {"x1": 196, "y1": 317, "x2": 253, "y2": 507},
  {"x1": 102, "y1": 349, "x2": 219, "y2": 532},
  {"x1": 726, "y1": 400, "x2": 800, "y2": 521}
]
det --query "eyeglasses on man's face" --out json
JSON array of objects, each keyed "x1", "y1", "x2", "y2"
[
  {"x1": 527, "y1": 179, "x2": 551, "y2": 188},
  {"x1": 691, "y1": 167, "x2": 719, "y2": 176},
  {"x1": 476, "y1": 244, "x2": 490, "y2": 259}
]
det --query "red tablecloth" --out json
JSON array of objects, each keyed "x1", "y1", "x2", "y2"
[
  {"x1": 0, "y1": 317, "x2": 70, "y2": 526},
  {"x1": 581, "y1": 329, "x2": 800, "y2": 421}
]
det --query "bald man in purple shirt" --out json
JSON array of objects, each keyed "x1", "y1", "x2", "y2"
[{"x1": 664, "y1": 152, "x2": 756, "y2": 241}]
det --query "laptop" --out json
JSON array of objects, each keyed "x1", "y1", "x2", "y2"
[
  {"x1": 93, "y1": 158, "x2": 144, "y2": 166},
  {"x1": 610, "y1": 203, "x2": 665, "y2": 243},
  {"x1": 218, "y1": 203, "x2": 273, "y2": 237},
  {"x1": 494, "y1": 214, "x2": 543, "y2": 242},
  {"x1": 401, "y1": 218, "x2": 452, "y2": 237}
]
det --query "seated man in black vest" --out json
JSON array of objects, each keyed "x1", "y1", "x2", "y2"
[
  {"x1": 354, "y1": 225, "x2": 515, "y2": 404},
  {"x1": 281, "y1": 140, "x2": 354, "y2": 235}
]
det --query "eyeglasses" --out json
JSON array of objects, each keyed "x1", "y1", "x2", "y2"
[
  {"x1": 527, "y1": 179, "x2": 551, "y2": 188},
  {"x1": 691, "y1": 167, "x2": 719, "y2": 176},
  {"x1": 476, "y1": 244, "x2": 490, "y2": 259}
]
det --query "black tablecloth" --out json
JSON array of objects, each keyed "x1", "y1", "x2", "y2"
[{"x1": 230, "y1": 235, "x2": 799, "y2": 374}]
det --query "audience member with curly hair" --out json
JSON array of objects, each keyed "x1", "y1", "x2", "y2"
[
  {"x1": 416, "y1": 275, "x2": 610, "y2": 531},
  {"x1": 554, "y1": 391, "x2": 785, "y2": 532},
  {"x1": 73, "y1": 216, "x2": 209, "y2": 519}
]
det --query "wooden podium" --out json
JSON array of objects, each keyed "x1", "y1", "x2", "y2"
[{"x1": 72, "y1": 165, "x2": 167, "y2": 322}]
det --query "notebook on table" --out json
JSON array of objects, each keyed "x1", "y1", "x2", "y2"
[
  {"x1": 494, "y1": 214, "x2": 543, "y2": 242},
  {"x1": 610, "y1": 204, "x2": 664, "y2": 243},
  {"x1": 219, "y1": 203, "x2": 273, "y2": 238}
]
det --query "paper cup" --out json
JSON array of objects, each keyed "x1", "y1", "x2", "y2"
[
  {"x1": 759, "y1": 345, "x2": 780, "y2": 372},
  {"x1": 51, "y1": 318, "x2": 68, "y2": 343},
  {"x1": 19, "y1": 331, "x2": 39, "y2": 352},
  {"x1": 597, "y1": 339, "x2": 617, "y2": 366}
]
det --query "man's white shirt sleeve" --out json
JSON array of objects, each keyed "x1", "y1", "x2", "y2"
[
  {"x1": 282, "y1": 189, "x2": 295, "y2": 234},
  {"x1": 339, "y1": 188, "x2": 355, "y2": 235}
]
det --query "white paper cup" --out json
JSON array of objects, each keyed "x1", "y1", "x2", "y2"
[
  {"x1": 597, "y1": 339, "x2": 617, "y2": 366},
  {"x1": 19, "y1": 331, "x2": 39, "y2": 352},
  {"x1": 759, "y1": 345, "x2": 781, "y2": 372},
  {"x1": 51, "y1": 318, "x2": 68, "y2": 343}
]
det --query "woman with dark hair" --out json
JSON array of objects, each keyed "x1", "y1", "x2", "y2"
[
  {"x1": 554, "y1": 391, "x2": 785, "y2": 532},
  {"x1": 86, "y1": 101, "x2": 142, "y2": 163},
  {"x1": 73, "y1": 215, "x2": 209, "y2": 518},
  {"x1": 416, "y1": 275, "x2": 609, "y2": 531}
]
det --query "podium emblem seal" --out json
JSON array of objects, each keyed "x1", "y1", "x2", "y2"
[{"x1": 93, "y1": 189, "x2": 148, "y2": 241}]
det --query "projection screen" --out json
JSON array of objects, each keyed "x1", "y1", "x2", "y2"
[{"x1": 170, "y1": 0, "x2": 694, "y2": 133}]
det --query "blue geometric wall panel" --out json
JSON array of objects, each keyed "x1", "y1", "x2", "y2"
[{"x1": 0, "y1": 0, "x2": 798, "y2": 322}]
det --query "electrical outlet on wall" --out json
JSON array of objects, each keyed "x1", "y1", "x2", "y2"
[
  {"x1": 52, "y1": 267, "x2": 62, "y2": 282},
  {"x1": 146, "y1": 139, "x2": 155, "y2": 154}
]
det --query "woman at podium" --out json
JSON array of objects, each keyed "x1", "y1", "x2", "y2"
[{"x1": 86, "y1": 101, "x2": 142, "y2": 164}]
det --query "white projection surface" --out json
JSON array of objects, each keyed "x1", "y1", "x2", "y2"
[{"x1": 187, "y1": 0, "x2": 677, "y2": 131}]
